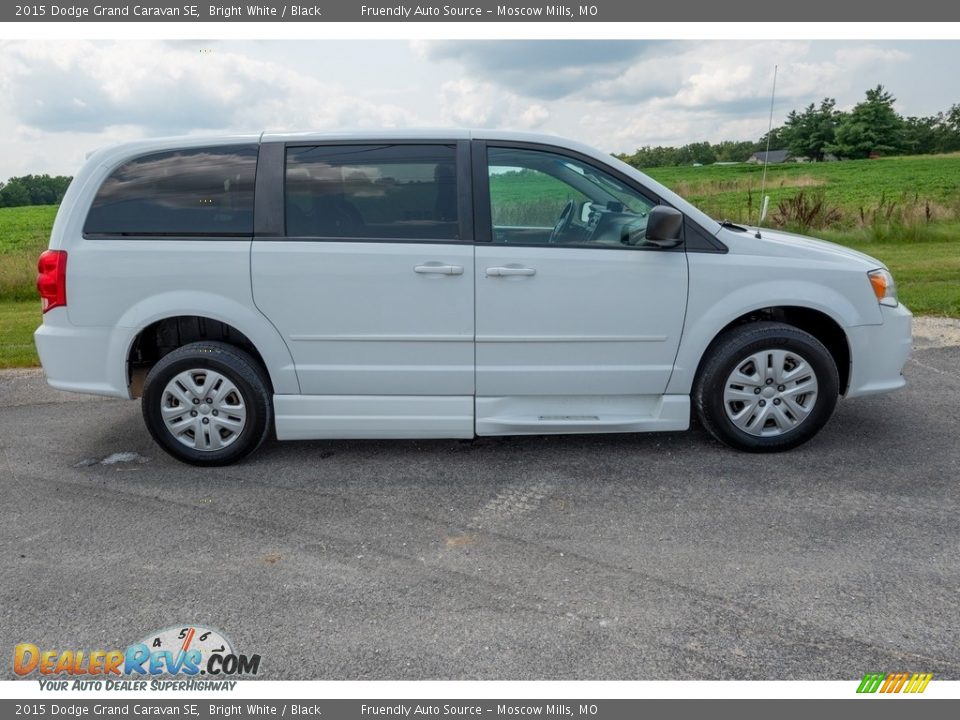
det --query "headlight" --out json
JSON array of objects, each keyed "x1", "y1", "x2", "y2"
[{"x1": 868, "y1": 268, "x2": 898, "y2": 307}]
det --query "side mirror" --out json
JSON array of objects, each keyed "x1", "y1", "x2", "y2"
[{"x1": 644, "y1": 205, "x2": 684, "y2": 248}]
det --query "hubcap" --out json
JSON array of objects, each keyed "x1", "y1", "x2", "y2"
[
  {"x1": 722, "y1": 349, "x2": 818, "y2": 437},
  {"x1": 160, "y1": 369, "x2": 247, "y2": 451}
]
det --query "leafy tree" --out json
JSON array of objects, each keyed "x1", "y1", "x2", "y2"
[
  {"x1": 676, "y1": 141, "x2": 716, "y2": 165},
  {"x1": 828, "y1": 85, "x2": 904, "y2": 159},
  {"x1": 0, "y1": 174, "x2": 73, "y2": 208},
  {"x1": 713, "y1": 140, "x2": 756, "y2": 163},
  {"x1": 0, "y1": 181, "x2": 31, "y2": 207},
  {"x1": 616, "y1": 146, "x2": 680, "y2": 168},
  {"x1": 754, "y1": 126, "x2": 788, "y2": 153},
  {"x1": 902, "y1": 116, "x2": 944, "y2": 155},
  {"x1": 782, "y1": 98, "x2": 842, "y2": 161},
  {"x1": 614, "y1": 90, "x2": 960, "y2": 169},
  {"x1": 938, "y1": 104, "x2": 960, "y2": 152}
]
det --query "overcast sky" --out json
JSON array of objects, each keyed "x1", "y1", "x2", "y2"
[{"x1": 0, "y1": 39, "x2": 958, "y2": 179}]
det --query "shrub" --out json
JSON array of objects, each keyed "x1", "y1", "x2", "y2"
[{"x1": 771, "y1": 190, "x2": 843, "y2": 232}]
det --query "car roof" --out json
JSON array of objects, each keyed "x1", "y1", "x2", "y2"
[
  {"x1": 262, "y1": 128, "x2": 567, "y2": 145},
  {"x1": 88, "y1": 129, "x2": 606, "y2": 159}
]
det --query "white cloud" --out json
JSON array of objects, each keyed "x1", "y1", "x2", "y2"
[
  {"x1": 518, "y1": 104, "x2": 550, "y2": 130},
  {"x1": 0, "y1": 40, "x2": 426, "y2": 177},
  {"x1": 0, "y1": 39, "x2": 950, "y2": 180},
  {"x1": 439, "y1": 79, "x2": 549, "y2": 130},
  {"x1": 545, "y1": 41, "x2": 917, "y2": 152},
  {"x1": 1, "y1": 40, "x2": 422, "y2": 134}
]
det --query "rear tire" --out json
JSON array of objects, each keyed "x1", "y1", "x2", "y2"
[
  {"x1": 693, "y1": 322, "x2": 839, "y2": 452},
  {"x1": 142, "y1": 341, "x2": 272, "y2": 466}
]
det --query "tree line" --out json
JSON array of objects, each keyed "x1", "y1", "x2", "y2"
[
  {"x1": 0, "y1": 174, "x2": 73, "y2": 208},
  {"x1": 617, "y1": 85, "x2": 960, "y2": 168},
  {"x1": 2, "y1": 85, "x2": 959, "y2": 207}
]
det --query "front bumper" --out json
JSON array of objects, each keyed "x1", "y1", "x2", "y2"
[{"x1": 845, "y1": 302, "x2": 913, "y2": 399}]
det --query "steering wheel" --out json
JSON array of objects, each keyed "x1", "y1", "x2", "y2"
[{"x1": 548, "y1": 199, "x2": 576, "y2": 244}]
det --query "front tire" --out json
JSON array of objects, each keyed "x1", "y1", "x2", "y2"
[
  {"x1": 693, "y1": 322, "x2": 839, "y2": 452},
  {"x1": 142, "y1": 342, "x2": 273, "y2": 466}
]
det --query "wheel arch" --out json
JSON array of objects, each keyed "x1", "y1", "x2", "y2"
[
  {"x1": 670, "y1": 304, "x2": 852, "y2": 397},
  {"x1": 120, "y1": 293, "x2": 299, "y2": 398}
]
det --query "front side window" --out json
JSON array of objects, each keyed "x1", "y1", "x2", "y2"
[
  {"x1": 487, "y1": 147, "x2": 658, "y2": 247},
  {"x1": 84, "y1": 145, "x2": 258, "y2": 236},
  {"x1": 285, "y1": 144, "x2": 459, "y2": 241}
]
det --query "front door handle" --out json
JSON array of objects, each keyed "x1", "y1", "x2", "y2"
[
  {"x1": 486, "y1": 266, "x2": 536, "y2": 277},
  {"x1": 414, "y1": 264, "x2": 464, "y2": 275}
]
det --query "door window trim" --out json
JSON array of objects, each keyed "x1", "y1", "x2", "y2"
[
  {"x1": 265, "y1": 139, "x2": 473, "y2": 245},
  {"x1": 473, "y1": 139, "x2": 726, "y2": 253},
  {"x1": 252, "y1": 137, "x2": 726, "y2": 252},
  {"x1": 83, "y1": 143, "x2": 261, "y2": 240}
]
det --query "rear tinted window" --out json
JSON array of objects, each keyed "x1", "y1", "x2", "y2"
[
  {"x1": 285, "y1": 144, "x2": 459, "y2": 240},
  {"x1": 84, "y1": 145, "x2": 258, "y2": 236}
]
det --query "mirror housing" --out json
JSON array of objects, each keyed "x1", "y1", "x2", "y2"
[{"x1": 644, "y1": 205, "x2": 684, "y2": 248}]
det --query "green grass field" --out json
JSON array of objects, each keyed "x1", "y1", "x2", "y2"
[
  {"x1": 0, "y1": 205, "x2": 56, "y2": 367},
  {"x1": 641, "y1": 156, "x2": 960, "y2": 316},
  {"x1": 827, "y1": 236, "x2": 960, "y2": 316},
  {"x1": 643, "y1": 153, "x2": 960, "y2": 228},
  {"x1": 1, "y1": 155, "x2": 958, "y2": 368},
  {"x1": 0, "y1": 205, "x2": 57, "y2": 304},
  {"x1": 0, "y1": 204, "x2": 58, "y2": 253}
]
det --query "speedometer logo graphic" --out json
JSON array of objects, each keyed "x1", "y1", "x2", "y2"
[{"x1": 135, "y1": 625, "x2": 235, "y2": 673}]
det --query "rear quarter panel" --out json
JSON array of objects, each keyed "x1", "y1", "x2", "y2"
[{"x1": 43, "y1": 137, "x2": 297, "y2": 396}]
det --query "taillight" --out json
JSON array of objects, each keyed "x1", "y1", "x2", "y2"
[{"x1": 37, "y1": 250, "x2": 67, "y2": 313}]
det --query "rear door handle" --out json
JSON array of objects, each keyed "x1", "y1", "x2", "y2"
[
  {"x1": 486, "y1": 266, "x2": 536, "y2": 277},
  {"x1": 414, "y1": 264, "x2": 464, "y2": 275}
]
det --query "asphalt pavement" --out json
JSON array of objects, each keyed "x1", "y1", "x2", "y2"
[{"x1": 1, "y1": 334, "x2": 958, "y2": 680}]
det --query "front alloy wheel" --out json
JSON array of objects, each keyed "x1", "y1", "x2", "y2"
[
  {"x1": 722, "y1": 349, "x2": 819, "y2": 437},
  {"x1": 694, "y1": 322, "x2": 839, "y2": 452}
]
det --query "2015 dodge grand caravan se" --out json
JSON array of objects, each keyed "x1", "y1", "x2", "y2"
[{"x1": 34, "y1": 130, "x2": 912, "y2": 465}]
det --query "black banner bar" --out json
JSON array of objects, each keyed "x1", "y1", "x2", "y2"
[
  {"x1": 1, "y1": 699, "x2": 959, "y2": 720},
  {"x1": 3, "y1": 0, "x2": 960, "y2": 22}
]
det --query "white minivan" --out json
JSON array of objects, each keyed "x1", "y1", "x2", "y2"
[{"x1": 35, "y1": 130, "x2": 912, "y2": 465}]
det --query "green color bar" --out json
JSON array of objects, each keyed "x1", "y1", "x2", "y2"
[{"x1": 857, "y1": 673, "x2": 886, "y2": 693}]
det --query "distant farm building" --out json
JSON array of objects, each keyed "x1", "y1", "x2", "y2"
[
  {"x1": 746, "y1": 150, "x2": 839, "y2": 163},
  {"x1": 747, "y1": 149, "x2": 791, "y2": 164}
]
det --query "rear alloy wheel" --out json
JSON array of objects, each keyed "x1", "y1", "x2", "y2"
[
  {"x1": 142, "y1": 342, "x2": 272, "y2": 466},
  {"x1": 160, "y1": 369, "x2": 248, "y2": 452},
  {"x1": 694, "y1": 322, "x2": 839, "y2": 452}
]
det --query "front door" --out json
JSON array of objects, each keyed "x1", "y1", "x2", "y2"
[{"x1": 474, "y1": 143, "x2": 689, "y2": 434}]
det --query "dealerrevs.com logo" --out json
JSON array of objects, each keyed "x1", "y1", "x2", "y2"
[{"x1": 14, "y1": 625, "x2": 260, "y2": 691}]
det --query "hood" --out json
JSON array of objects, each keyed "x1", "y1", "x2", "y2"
[{"x1": 717, "y1": 225, "x2": 886, "y2": 271}]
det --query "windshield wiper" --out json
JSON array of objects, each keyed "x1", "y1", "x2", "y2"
[{"x1": 718, "y1": 220, "x2": 748, "y2": 232}]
